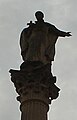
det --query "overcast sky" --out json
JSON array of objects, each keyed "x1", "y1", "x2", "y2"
[{"x1": 0, "y1": 0, "x2": 77, "y2": 120}]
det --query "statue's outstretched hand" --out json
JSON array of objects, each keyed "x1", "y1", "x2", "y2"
[{"x1": 66, "y1": 32, "x2": 72, "y2": 37}]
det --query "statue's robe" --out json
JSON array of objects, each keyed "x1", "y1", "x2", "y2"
[{"x1": 20, "y1": 21, "x2": 67, "y2": 64}]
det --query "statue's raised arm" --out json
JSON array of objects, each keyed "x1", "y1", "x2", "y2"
[{"x1": 48, "y1": 24, "x2": 72, "y2": 37}]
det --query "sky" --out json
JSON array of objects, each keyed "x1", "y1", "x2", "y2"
[{"x1": 0, "y1": 0, "x2": 77, "y2": 120}]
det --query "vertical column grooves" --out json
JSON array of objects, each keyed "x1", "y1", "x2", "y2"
[{"x1": 21, "y1": 100, "x2": 48, "y2": 120}]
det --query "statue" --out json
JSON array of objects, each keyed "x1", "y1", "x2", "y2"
[
  {"x1": 20, "y1": 11, "x2": 71, "y2": 67},
  {"x1": 9, "y1": 11, "x2": 72, "y2": 120},
  {"x1": 9, "y1": 11, "x2": 72, "y2": 109}
]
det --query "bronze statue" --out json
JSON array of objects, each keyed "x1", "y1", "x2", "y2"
[
  {"x1": 20, "y1": 11, "x2": 71, "y2": 65},
  {"x1": 9, "y1": 11, "x2": 72, "y2": 104},
  {"x1": 9, "y1": 12, "x2": 72, "y2": 120}
]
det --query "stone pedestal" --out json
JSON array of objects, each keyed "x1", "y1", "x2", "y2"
[{"x1": 9, "y1": 62, "x2": 60, "y2": 120}]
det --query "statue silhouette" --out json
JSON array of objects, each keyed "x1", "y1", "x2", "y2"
[{"x1": 20, "y1": 11, "x2": 71, "y2": 65}]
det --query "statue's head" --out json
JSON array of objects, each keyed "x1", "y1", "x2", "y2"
[{"x1": 35, "y1": 11, "x2": 44, "y2": 21}]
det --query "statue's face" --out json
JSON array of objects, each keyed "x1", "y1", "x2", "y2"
[{"x1": 35, "y1": 11, "x2": 44, "y2": 20}]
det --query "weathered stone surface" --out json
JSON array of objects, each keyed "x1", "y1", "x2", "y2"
[
  {"x1": 9, "y1": 63, "x2": 60, "y2": 120},
  {"x1": 9, "y1": 61, "x2": 60, "y2": 101}
]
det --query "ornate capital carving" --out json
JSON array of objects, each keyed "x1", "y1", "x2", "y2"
[{"x1": 9, "y1": 62, "x2": 60, "y2": 104}]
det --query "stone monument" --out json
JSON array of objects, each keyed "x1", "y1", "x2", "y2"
[{"x1": 9, "y1": 11, "x2": 71, "y2": 120}]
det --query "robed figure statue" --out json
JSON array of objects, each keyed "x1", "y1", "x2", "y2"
[{"x1": 20, "y1": 11, "x2": 71, "y2": 67}]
